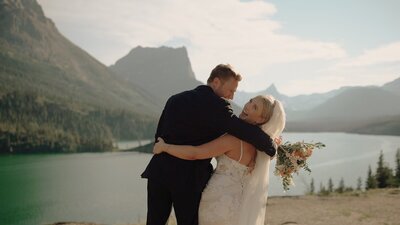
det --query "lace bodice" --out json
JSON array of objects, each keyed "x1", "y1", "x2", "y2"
[
  {"x1": 198, "y1": 141, "x2": 251, "y2": 225},
  {"x1": 213, "y1": 154, "x2": 251, "y2": 182}
]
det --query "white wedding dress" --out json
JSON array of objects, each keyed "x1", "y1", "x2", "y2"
[{"x1": 198, "y1": 141, "x2": 271, "y2": 225}]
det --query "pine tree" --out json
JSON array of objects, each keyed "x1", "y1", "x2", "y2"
[
  {"x1": 310, "y1": 178, "x2": 315, "y2": 195},
  {"x1": 366, "y1": 165, "x2": 377, "y2": 190},
  {"x1": 376, "y1": 150, "x2": 393, "y2": 188},
  {"x1": 328, "y1": 178, "x2": 334, "y2": 193},
  {"x1": 319, "y1": 182, "x2": 328, "y2": 195},
  {"x1": 336, "y1": 177, "x2": 345, "y2": 193}
]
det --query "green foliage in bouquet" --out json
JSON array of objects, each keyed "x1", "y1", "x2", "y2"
[{"x1": 275, "y1": 141, "x2": 326, "y2": 191}]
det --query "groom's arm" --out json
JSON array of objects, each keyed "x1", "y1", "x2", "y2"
[
  {"x1": 218, "y1": 101, "x2": 276, "y2": 157},
  {"x1": 154, "y1": 108, "x2": 166, "y2": 143}
]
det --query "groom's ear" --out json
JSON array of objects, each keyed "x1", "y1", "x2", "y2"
[
  {"x1": 214, "y1": 77, "x2": 223, "y2": 87},
  {"x1": 209, "y1": 77, "x2": 221, "y2": 89}
]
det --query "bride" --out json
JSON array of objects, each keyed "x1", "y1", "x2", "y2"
[{"x1": 153, "y1": 95, "x2": 286, "y2": 225}]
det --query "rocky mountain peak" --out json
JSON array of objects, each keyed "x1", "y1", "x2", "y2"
[
  {"x1": 2, "y1": 0, "x2": 45, "y2": 16},
  {"x1": 110, "y1": 46, "x2": 202, "y2": 103},
  {"x1": 0, "y1": 0, "x2": 64, "y2": 66},
  {"x1": 113, "y1": 46, "x2": 196, "y2": 79},
  {"x1": 0, "y1": 0, "x2": 54, "y2": 40},
  {"x1": 266, "y1": 84, "x2": 278, "y2": 94}
]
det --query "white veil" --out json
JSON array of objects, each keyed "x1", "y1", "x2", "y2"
[
  {"x1": 236, "y1": 151, "x2": 271, "y2": 225},
  {"x1": 236, "y1": 96, "x2": 286, "y2": 225}
]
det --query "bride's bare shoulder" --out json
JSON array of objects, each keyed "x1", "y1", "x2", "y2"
[
  {"x1": 220, "y1": 134, "x2": 240, "y2": 141},
  {"x1": 217, "y1": 134, "x2": 240, "y2": 146},
  {"x1": 220, "y1": 135, "x2": 255, "y2": 151},
  {"x1": 242, "y1": 140, "x2": 257, "y2": 152}
]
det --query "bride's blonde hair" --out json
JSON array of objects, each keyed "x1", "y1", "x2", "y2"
[{"x1": 257, "y1": 95, "x2": 286, "y2": 139}]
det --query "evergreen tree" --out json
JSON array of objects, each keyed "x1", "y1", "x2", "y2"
[
  {"x1": 328, "y1": 178, "x2": 334, "y2": 193},
  {"x1": 309, "y1": 178, "x2": 315, "y2": 195},
  {"x1": 345, "y1": 186, "x2": 354, "y2": 192},
  {"x1": 336, "y1": 177, "x2": 345, "y2": 193},
  {"x1": 319, "y1": 182, "x2": 328, "y2": 195},
  {"x1": 366, "y1": 165, "x2": 377, "y2": 190},
  {"x1": 376, "y1": 150, "x2": 393, "y2": 188},
  {"x1": 0, "y1": 91, "x2": 157, "y2": 153}
]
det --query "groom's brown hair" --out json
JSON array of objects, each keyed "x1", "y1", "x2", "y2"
[{"x1": 207, "y1": 64, "x2": 242, "y2": 84}]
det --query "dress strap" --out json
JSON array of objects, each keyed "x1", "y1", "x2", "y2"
[{"x1": 238, "y1": 140, "x2": 243, "y2": 163}]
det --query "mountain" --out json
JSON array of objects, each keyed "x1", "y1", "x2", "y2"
[
  {"x1": 110, "y1": 46, "x2": 203, "y2": 104},
  {"x1": 233, "y1": 77, "x2": 400, "y2": 135},
  {"x1": 0, "y1": 0, "x2": 159, "y2": 115},
  {"x1": 286, "y1": 86, "x2": 400, "y2": 133},
  {"x1": 284, "y1": 87, "x2": 351, "y2": 112},
  {"x1": 233, "y1": 84, "x2": 350, "y2": 112},
  {"x1": 2, "y1": 0, "x2": 399, "y2": 146},
  {"x1": 109, "y1": 46, "x2": 249, "y2": 114},
  {"x1": 300, "y1": 87, "x2": 400, "y2": 121},
  {"x1": 383, "y1": 77, "x2": 400, "y2": 96},
  {"x1": 351, "y1": 115, "x2": 400, "y2": 136},
  {"x1": 234, "y1": 84, "x2": 286, "y2": 107},
  {"x1": 0, "y1": 0, "x2": 159, "y2": 152}
]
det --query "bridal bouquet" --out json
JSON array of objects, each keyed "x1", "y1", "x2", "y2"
[{"x1": 274, "y1": 141, "x2": 325, "y2": 191}]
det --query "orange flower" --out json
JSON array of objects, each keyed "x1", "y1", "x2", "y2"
[{"x1": 304, "y1": 148, "x2": 313, "y2": 157}]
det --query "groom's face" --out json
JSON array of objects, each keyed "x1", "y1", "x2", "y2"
[{"x1": 214, "y1": 77, "x2": 238, "y2": 100}]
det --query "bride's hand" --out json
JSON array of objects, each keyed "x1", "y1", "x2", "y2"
[
  {"x1": 153, "y1": 137, "x2": 167, "y2": 154},
  {"x1": 274, "y1": 136, "x2": 282, "y2": 146}
]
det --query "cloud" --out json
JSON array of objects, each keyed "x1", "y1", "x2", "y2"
[
  {"x1": 37, "y1": 0, "x2": 347, "y2": 83},
  {"x1": 336, "y1": 41, "x2": 400, "y2": 68},
  {"x1": 37, "y1": 0, "x2": 400, "y2": 95},
  {"x1": 297, "y1": 41, "x2": 400, "y2": 95}
]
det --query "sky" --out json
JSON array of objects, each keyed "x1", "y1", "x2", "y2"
[{"x1": 36, "y1": 0, "x2": 400, "y2": 96}]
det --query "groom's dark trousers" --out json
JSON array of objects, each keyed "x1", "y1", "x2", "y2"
[{"x1": 141, "y1": 85, "x2": 276, "y2": 225}]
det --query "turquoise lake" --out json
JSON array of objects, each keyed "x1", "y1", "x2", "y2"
[{"x1": 1, "y1": 133, "x2": 399, "y2": 225}]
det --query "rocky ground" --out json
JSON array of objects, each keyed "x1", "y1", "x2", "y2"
[{"x1": 50, "y1": 188, "x2": 400, "y2": 225}]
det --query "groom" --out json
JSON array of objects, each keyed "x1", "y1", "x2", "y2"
[{"x1": 141, "y1": 64, "x2": 276, "y2": 225}]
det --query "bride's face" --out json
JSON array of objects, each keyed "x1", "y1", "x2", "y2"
[{"x1": 239, "y1": 97, "x2": 266, "y2": 124}]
